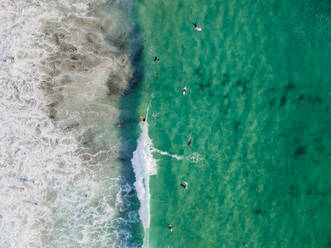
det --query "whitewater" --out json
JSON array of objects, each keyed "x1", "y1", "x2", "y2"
[
  {"x1": 131, "y1": 121, "x2": 156, "y2": 248},
  {"x1": 0, "y1": 0, "x2": 143, "y2": 247},
  {"x1": 131, "y1": 112, "x2": 185, "y2": 248}
]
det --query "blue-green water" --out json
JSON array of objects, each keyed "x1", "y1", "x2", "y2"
[
  {"x1": 133, "y1": 0, "x2": 331, "y2": 247},
  {"x1": 0, "y1": 0, "x2": 329, "y2": 247}
]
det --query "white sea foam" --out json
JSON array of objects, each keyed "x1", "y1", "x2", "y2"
[
  {"x1": 131, "y1": 121, "x2": 157, "y2": 247},
  {"x1": 131, "y1": 104, "x2": 188, "y2": 245},
  {"x1": 0, "y1": 0, "x2": 138, "y2": 247},
  {"x1": 131, "y1": 118, "x2": 183, "y2": 247},
  {"x1": 152, "y1": 148, "x2": 184, "y2": 160}
]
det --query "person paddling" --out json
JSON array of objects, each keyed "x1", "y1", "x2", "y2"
[
  {"x1": 154, "y1": 56, "x2": 160, "y2": 63},
  {"x1": 188, "y1": 139, "x2": 192, "y2": 147},
  {"x1": 140, "y1": 116, "x2": 146, "y2": 122},
  {"x1": 193, "y1": 22, "x2": 202, "y2": 31},
  {"x1": 182, "y1": 86, "x2": 187, "y2": 95},
  {"x1": 168, "y1": 224, "x2": 173, "y2": 232},
  {"x1": 180, "y1": 182, "x2": 188, "y2": 189}
]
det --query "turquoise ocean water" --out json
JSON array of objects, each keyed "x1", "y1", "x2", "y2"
[
  {"x1": 0, "y1": 0, "x2": 329, "y2": 247},
  {"x1": 131, "y1": 0, "x2": 331, "y2": 247}
]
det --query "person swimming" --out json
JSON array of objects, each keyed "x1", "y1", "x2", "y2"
[
  {"x1": 180, "y1": 182, "x2": 188, "y2": 189},
  {"x1": 168, "y1": 224, "x2": 173, "y2": 232},
  {"x1": 139, "y1": 116, "x2": 146, "y2": 122},
  {"x1": 23, "y1": 200, "x2": 38, "y2": 206},
  {"x1": 188, "y1": 139, "x2": 192, "y2": 147},
  {"x1": 154, "y1": 56, "x2": 160, "y2": 62},
  {"x1": 18, "y1": 178, "x2": 30, "y2": 182},
  {"x1": 18, "y1": 178, "x2": 39, "y2": 185},
  {"x1": 193, "y1": 22, "x2": 202, "y2": 31},
  {"x1": 182, "y1": 86, "x2": 187, "y2": 95}
]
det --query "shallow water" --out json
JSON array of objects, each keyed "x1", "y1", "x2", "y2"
[
  {"x1": 0, "y1": 0, "x2": 330, "y2": 247},
  {"x1": 135, "y1": 0, "x2": 331, "y2": 247},
  {"x1": 0, "y1": 0, "x2": 142, "y2": 247}
]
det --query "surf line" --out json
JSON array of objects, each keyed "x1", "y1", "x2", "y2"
[
  {"x1": 131, "y1": 119, "x2": 183, "y2": 247},
  {"x1": 131, "y1": 118, "x2": 156, "y2": 248}
]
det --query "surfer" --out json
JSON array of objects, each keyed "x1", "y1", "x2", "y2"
[
  {"x1": 180, "y1": 182, "x2": 188, "y2": 189},
  {"x1": 139, "y1": 116, "x2": 146, "y2": 122},
  {"x1": 188, "y1": 139, "x2": 192, "y2": 147},
  {"x1": 168, "y1": 224, "x2": 173, "y2": 232},
  {"x1": 154, "y1": 56, "x2": 160, "y2": 63},
  {"x1": 182, "y1": 86, "x2": 187, "y2": 95},
  {"x1": 193, "y1": 22, "x2": 202, "y2": 31}
]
